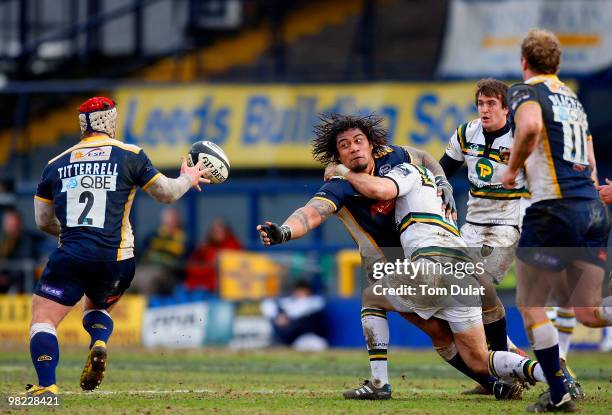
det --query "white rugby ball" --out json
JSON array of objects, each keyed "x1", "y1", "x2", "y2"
[{"x1": 187, "y1": 141, "x2": 230, "y2": 184}]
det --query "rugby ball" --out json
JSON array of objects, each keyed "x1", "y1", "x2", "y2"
[{"x1": 187, "y1": 141, "x2": 230, "y2": 184}]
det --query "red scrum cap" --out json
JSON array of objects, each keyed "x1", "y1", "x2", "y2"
[{"x1": 78, "y1": 96, "x2": 117, "y2": 138}]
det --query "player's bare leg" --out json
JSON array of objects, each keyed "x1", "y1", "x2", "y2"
[
  {"x1": 79, "y1": 297, "x2": 118, "y2": 391},
  {"x1": 27, "y1": 295, "x2": 73, "y2": 396},
  {"x1": 453, "y1": 317, "x2": 550, "y2": 400},
  {"x1": 566, "y1": 260, "x2": 611, "y2": 327},
  {"x1": 352, "y1": 283, "x2": 524, "y2": 399}
]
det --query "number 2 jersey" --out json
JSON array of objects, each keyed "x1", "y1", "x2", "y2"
[
  {"x1": 35, "y1": 134, "x2": 161, "y2": 262},
  {"x1": 508, "y1": 74, "x2": 598, "y2": 203}
]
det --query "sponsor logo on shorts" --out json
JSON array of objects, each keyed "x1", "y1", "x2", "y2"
[
  {"x1": 105, "y1": 294, "x2": 121, "y2": 304},
  {"x1": 91, "y1": 324, "x2": 108, "y2": 330},
  {"x1": 40, "y1": 284, "x2": 64, "y2": 298},
  {"x1": 598, "y1": 249, "x2": 607, "y2": 262},
  {"x1": 37, "y1": 355, "x2": 52, "y2": 362},
  {"x1": 370, "y1": 199, "x2": 395, "y2": 216},
  {"x1": 70, "y1": 146, "x2": 112, "y2": 162}
]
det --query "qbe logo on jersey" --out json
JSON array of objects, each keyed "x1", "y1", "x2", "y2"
[
  {"x1": 70, "y1": 146, "x2": 112, "y2": 163},
  {"x1": 61, "y1": 173, "x2": 117, "y2": 228}
]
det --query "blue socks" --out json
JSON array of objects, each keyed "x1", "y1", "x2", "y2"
[
  {"x1": 533, "y1": 345, "x2": 567, "y2": 403},
  {"x1": 83, "y1": 310, "x2": 114, "y2": 349},
  {"x1": 30, "y1": 324, "x2": 59, "y2": 387}
]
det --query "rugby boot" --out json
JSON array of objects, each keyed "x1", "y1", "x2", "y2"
[
  {"x1": 493, "y1": 379, "x2": 524, "y2": 400},
  {"x1": 25, "y1": 384, "x2": 59, "y2": 397},
  {"x1": 559, "y1": 359, "x2": 585, "y2": 400},
  {"x1": 527, "y1": 390, "x2": 576, "y2": 413},
  {"x1": 80, "y1": 340, "x2": 107, "y2": 391},
  {"x1": 343, "y1": 379, "x2": 391, "y2": 400}
]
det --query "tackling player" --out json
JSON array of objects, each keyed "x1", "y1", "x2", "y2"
[
  {"x1": 257, "y1": 114, "x2": 517, "y2": 400},
  {"x1": 440, "y1": 78, "x2": 527, "y2": 356},
  {"x1": 27, "y1": 97, "x2": 209, "y2": 397},
  {"x1": 330, "y1": 160, "x2": 553, "y2": 394},
  {"x1": 502, "y1": 29, "x2": 612, "y2": 412}
]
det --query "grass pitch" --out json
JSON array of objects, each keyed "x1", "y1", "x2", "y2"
[{"x1": 1, "y1": 347, "x2": 610, "y2": 414}]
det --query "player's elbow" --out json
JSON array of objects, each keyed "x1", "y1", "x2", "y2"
[{"x1": 520, "y1": 118, "x2": 542, "y2": 139}]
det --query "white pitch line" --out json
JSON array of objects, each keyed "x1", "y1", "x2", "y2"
[{"x1": 8, "y1": 388, "x2": 451, "y2": 396}]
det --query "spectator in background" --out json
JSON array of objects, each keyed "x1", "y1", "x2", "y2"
[
  {"x1": 132, "y1": 207, "x2": 190, "y2": 294},
  {"x1": 261, "y1": 280, "x2": 328, "y2": 351},
  {"x1": 185, "y1": 218, "x2": 242, "y2": 292},
  {"x1": 0, "y1": 209, "x2": 41, "y2": 293}
]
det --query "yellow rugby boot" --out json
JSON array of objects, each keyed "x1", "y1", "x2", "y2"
[
  {"x1": 25, "y1": 384, "x2": 59, "y2": 397},
  {"x1": 80, "y1": 340, "x2": 107, "y2": 391}
]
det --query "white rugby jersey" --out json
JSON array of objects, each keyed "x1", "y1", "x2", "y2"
[
  {"x1": 384, "y1": 163, "x2": 467, "y2": 260},
  {"x1": 445, "y1": 118, "x2": 528, "y2": 226}
]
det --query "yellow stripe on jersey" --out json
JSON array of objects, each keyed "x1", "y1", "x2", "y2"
[
  {"x1": 410, "y1": 247, "x2": 471, "y2": 263},
  {"x1": 34, "y1": 195, "x2": 52, "y2": 204},
  {"x1": 142, "y1": 172, "x2": 162, "y2": 191},
  {"x1": 540, "y1": 127, "x2": 562, "y2": 198},
  {"x1": 399, "y1": 213, "x2": 460, "y2": 237},
  {"x1": 47, "y1": 138, "x2": 141, "y2": 164},
  {"x1": 117, "y1": 186, "x2": 137, "y2": 261},
  {"x1": 513, "y1": 100, "x2": 541, "y2": 118},
  {"x1": 336, "y1": 207, "x2": 385, "y2": 259},
  {"x1": 312, "y1": 196, "x2": 338, "y2": 212}
]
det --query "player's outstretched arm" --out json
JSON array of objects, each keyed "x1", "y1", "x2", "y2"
[
  {"x1": 257, "y1": 198, "x2": 336, "y2": 246},
  {"x1": 144, "y1": 158, "x2": 211, "y2": 204},
  {"x1": 34, "y1": 199, "x2": 60, "y2": 237}
]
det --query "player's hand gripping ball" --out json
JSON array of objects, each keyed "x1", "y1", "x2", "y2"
[{"x1": 187, "y1": 141, "x2": 230, "y2": 184}]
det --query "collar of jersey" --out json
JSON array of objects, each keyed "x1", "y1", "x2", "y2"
[
  {"x1": 525, "y1": 73, "x2": 559, "y2": 85},
  {"x1": 482, "y1": 120, "x2": 511, "y2": 141},
  {"x1": 80, "y1": 134, "x2": 112, "y2": 143}
]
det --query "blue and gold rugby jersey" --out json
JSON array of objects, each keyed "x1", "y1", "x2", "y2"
[
  {"x1": 35, "y1": 134, "x2": 161, "y2": 262},
  {"x1": 313, "y1": 145, "x2": 410, "y2": 270},
  {"x1": 508, "y1": 75, "x2": 598, "y2": 203}
]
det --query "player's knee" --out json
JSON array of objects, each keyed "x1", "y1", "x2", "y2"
[
  {"x1": 482, "y1": 302, "x2": 505, "y2": 324},
  {"x1": 427, "y1": 322, "x2": 454, "y2": 346},
  {"x1": 361, "y1": 286, "x2": 375, "y2": 306}
]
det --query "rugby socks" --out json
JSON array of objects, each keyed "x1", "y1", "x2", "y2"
[
  {"x1": 528, "y1": 321, "x2": 567, "y2": 404},
  {"x1": 30, "y1": 323, "x2": 59, "y2": 387},
  {"x1": 554, "y1": 308, "x2": 575, "y2": 361},
  {"x1": 83, "y1": 309, "x2": 114, "y2": 349},
  {"x1": 484, "y1": 318, "x2": 508, "y2": 351},
  {"x1": 361, "y1": 308, "x2": 389, "y2": 387},
  {"x1": 488, "y1": 351, "x2": 545, "y2": 383},
  {"x1": 435, "y1": 343, "x2": 494, "y2": 392}
]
